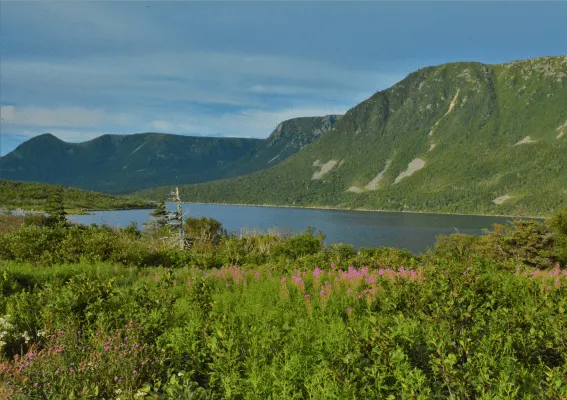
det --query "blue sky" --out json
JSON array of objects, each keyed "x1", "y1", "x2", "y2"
[{"x1": 1, "y1": 1, "x2": 566, "y2": 155}]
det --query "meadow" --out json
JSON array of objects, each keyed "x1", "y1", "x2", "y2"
[{"x1": 0, "y1": 210, "x2": 566, "y2": 399}]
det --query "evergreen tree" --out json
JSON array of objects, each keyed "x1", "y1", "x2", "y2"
[
  {"x1": 45, "y1": 188, "x2": 67, "y2": 226},
  {"x1": 149, "y1": 199, "x2": 169, "y2": 230}
]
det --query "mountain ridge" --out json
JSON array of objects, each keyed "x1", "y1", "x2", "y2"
[
  {"x1": 136, "y1": 55, "x2": 567, "y2": 216},
  {"x1": 1, "y1": 115, "x2": 341, "y2": 193}
]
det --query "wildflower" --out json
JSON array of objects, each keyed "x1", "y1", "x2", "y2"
[
  {"x1": 132, "y1": 370, "x2": 137, "y2": 374},
  {"x1": 281, "y1": 277, "x2": 286, "y2": 284}
]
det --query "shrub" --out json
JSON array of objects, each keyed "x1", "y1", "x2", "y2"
[
  {"x1": 184, "y1": 216, "x2": 227, "y2": 246},
  {"x1": 271, "y1": 227, "x2": 325, "y2": 262}
]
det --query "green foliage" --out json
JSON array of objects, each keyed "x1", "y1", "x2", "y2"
[
  {"x1": 431, "y1": 209, "x2": 567, "y2": 269},
  {"x1": 271, "y1": 227, "x2": 325, "y2": 262},
  {"x1": 144, "y1": 200, "x2": 170, "y2": 235},
  {"x1": 184, "y1": 216, "x2": 226, "y2": 246},
  {"x1": 1, "y1": 210, "x2": 567, "y2": 397},
  {"x1": 0, "y1": 213, "x2": 47, "y2": 235},
  {"x1": 549, "y1": 209, "x2": 567, "y2": 264},
  {"x1": 0, "y1": 180, "x2": 154, "y2": 212},
  {"x1": 45, "y1": 188, "x2": 68, "y2": 226},
  {"x1": 138, "y1": 56, "x2": 567, "y2": 217},
  {"x1": 150, "y1": 200, "x2": 169, "y2": 228},
  {"x1": 1, "y1": 116, "x2": 339, "y2": 194},
  {"x1": 0, "y1": 258, "x2": 565, "y2": 398}
]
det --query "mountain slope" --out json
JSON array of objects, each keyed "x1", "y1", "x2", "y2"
[
  {"x1": 0, "y1": 116, "x2": 340, "y2": 194},
  {"x1": 137, "y1": 56, "x2": 567, "y2": 216}
]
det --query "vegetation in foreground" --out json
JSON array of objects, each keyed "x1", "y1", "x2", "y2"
[
  {"x1": 0, "y1": 180, "x2": 155, "y2": 213},
  {"x1": 0, "y1": 208, "x2": 566, "y2": 398}
]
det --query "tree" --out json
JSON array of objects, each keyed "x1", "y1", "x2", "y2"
[
  {"x1": 169, "y1": 187, "x2": 186, "y2": 249},
  {"x1": 184, "y1": 216, "x2": 226, "y2": 246},
  {"x1": 149, "y1": 199, "x2": 169, "y2": 230},
  {"x1": 45, "y1": 188, "x2": 67, "y2": 226}
]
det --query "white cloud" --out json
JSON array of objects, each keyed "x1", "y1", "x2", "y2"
[
  {"x1": 140, "y1": 106, "x2": 348, "y2": 138},
  {"x1": 150, "y1": 120, "x2": 175, "y2": 132},
  {"x1": 0, "y1": 50, "x2": 404, "y2": 142},
  {"x1": 0, "y1": 105, "x2": 135, "y2": 129},
  {"x1": 1, "y1": 51, "x2": 402, "y2": 109}
]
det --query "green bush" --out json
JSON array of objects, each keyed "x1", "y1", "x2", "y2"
[
  {"x1": 271, "y1": 227, "x2": 325, "y2": 262},
  {"x1": 0, "y1": 259, "x2": 565, "y2": 398},
  {"x1": 431, "y1": 209, "x2": 567, "y2": 269}
]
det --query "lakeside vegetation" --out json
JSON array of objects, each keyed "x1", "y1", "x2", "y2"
[
  {"x1": 0, "y1": 207, "x2": 566, "y2": 398},
  {"x1": 0, "y1": 181, "x2": 155, "y2": 213}
]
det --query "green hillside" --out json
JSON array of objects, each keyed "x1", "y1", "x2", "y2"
[
  {"x1": 0, "y1": 180, "x2": 154, "y2": 212},
  {"x1": 0, "y1": 116, "x2": 339, "y2": 194},
  {"x1": 137, "y1": 56, "x2": 567, "y2": 217}
]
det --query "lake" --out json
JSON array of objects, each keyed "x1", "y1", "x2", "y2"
[{"x1": 69, "y1": 203, "x2": 513, "y2": 254}]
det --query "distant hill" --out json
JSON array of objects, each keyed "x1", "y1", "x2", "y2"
[
  {"x1": 137, "y1": 56, "x2": 567, "y2": 217},
  {"x1": 0, "y1": 116, "x2": 340, "y2": 194},
  {"x1": 0, "y1": 180, "x2": 154, "y2": 212}
]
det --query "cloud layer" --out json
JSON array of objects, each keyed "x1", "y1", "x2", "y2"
[{"x1": 1, "y1": 1, "x2": 566, "y2": 155}]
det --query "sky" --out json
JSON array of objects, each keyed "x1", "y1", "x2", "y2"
[{"x1": 1, "y1": 1, "x2": 567, "y2": 155}]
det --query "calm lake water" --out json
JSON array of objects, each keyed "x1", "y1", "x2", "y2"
[{"x1": 69, "y1": 203, "x2": 512, "y2": 254}]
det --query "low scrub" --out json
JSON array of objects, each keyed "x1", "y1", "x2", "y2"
[
  {"x1": 1, "y1": 209, "x2": 566, "y2": 397},
  {"x1": 0, "y1": 260, "x2": 566, "y2": 398}
]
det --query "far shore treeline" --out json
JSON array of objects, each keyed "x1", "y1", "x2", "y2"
[{"x1": 0, "y1": 180, "x2": 155, "y2": 213}]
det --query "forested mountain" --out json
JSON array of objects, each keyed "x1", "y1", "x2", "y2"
[
  {"x1": 0, "y1": 116, "x2": 340, "y2": 193},
  {"x1": 137, "y1": 56, "x2": 567, "y2": 216}
]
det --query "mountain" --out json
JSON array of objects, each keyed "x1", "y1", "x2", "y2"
[
  {"x1": 0, "y1": 180, "x2": 154, "y2": 212},
  {"x1": 0, "y1": 116, "x2": 340, "y2": 194},
  {"x1": 137, "y1": 56, "x2": 567, "y2": 217}
]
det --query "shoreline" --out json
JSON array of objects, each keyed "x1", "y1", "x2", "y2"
[
  {"x1": 0, "y1": 206, "x2": 156, "y2": 216},
  {"x1": 178, "y1": 201, "x2": 544, "y2": 219},
  {"x1": 4, "y1": 202, "x2": 544, "y2": 220}
]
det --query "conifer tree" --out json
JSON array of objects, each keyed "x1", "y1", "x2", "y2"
[
  {"x1": 45, "y1": 188, "x2": 67, "y2": 226},
  {"x1": 149, "y1": 199, "x2": 169, "y2": 230}
]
